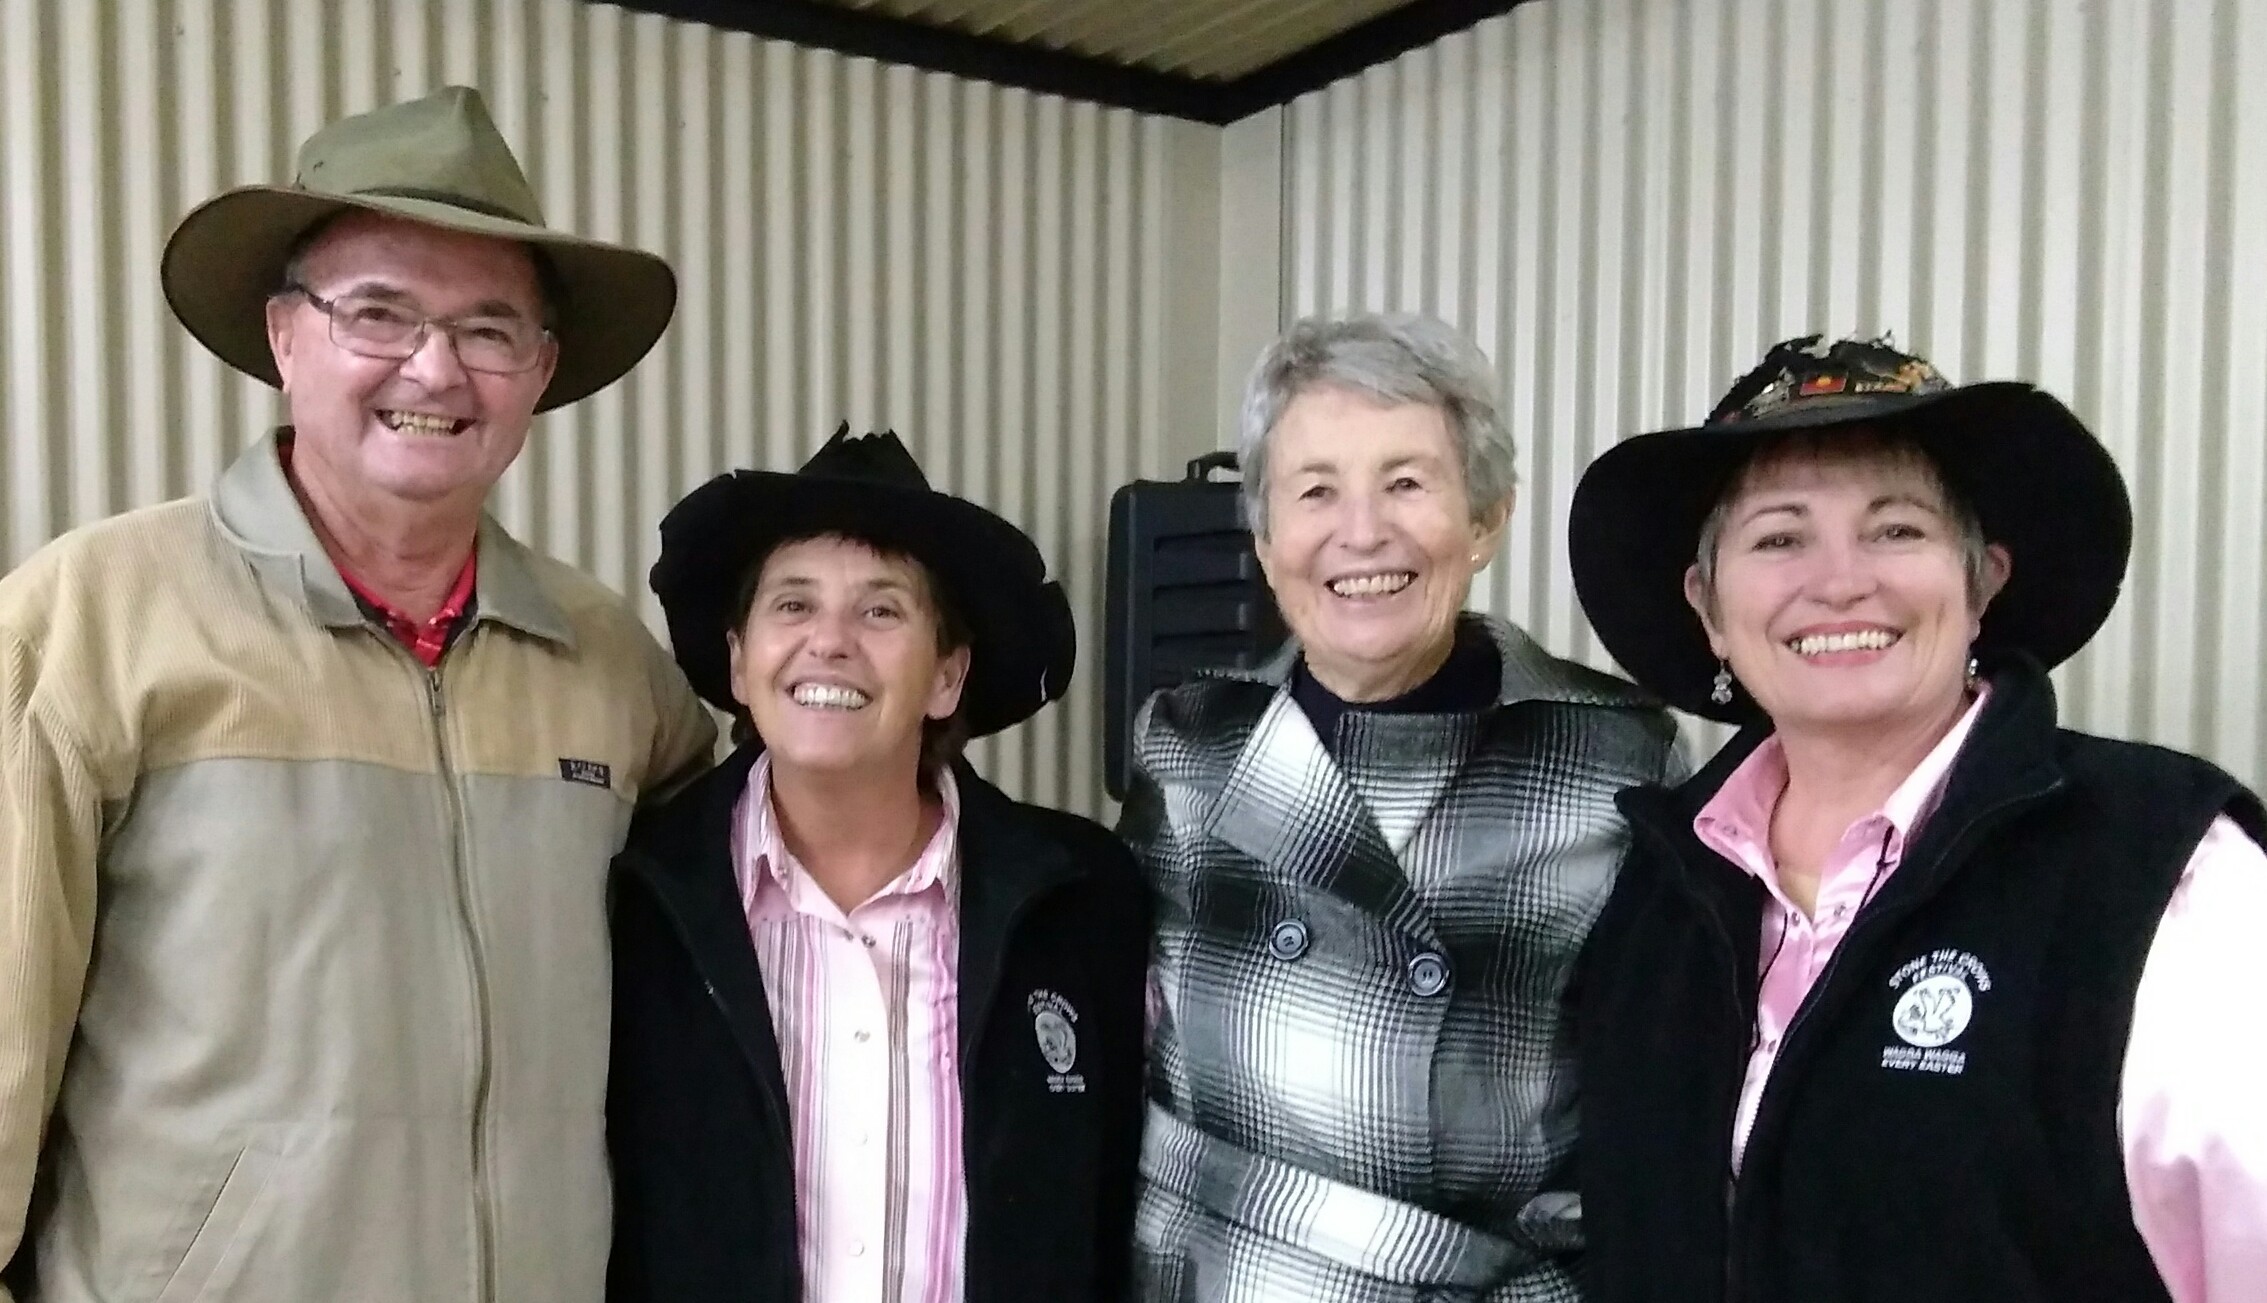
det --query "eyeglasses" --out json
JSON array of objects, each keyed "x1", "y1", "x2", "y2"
[{"x1": 284, "y1": 284, "x2": 551, "y2": 375}]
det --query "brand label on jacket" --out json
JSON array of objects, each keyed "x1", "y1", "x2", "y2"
[
  {"x1": 1881, "y1": 948, "x2": 1992, "y2": 1075},
  {"x1": 1028, "y1": 989, "x2": 1085, "y2": 1093},
  {"x1": 559, "y1": 758, "x2": 613, "y2": 788}
]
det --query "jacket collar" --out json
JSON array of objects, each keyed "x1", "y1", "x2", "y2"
[
  {"x1": 1618, "y1": 654, "x2": 2070, "y2": 1006},
  {"x1": 1207, "y1": 611, "x2": 1661, "y2": 711},
  {"x1": 1626, "y1": 655, "x2": 2065, "y2": 875},
  {"x1": 1198, "y1": 612, "x2": 1657, "y2": 946},
  {"x1": 615, "y1": 746, "x2": 1096, "y2": 1070},
  {"x1": 209, "y1": 428, "x2": 575, "y2": 648}
]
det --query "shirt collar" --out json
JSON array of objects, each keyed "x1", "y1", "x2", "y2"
[
  {"x1": 731, "y1": 753, "x2": 962, "y2": 922},
  {"x1": 1694, "y1": 685, "x2": 1994, "y2": 882},
  {"x1": 211, "y1": 428, "x2": 575, "y2": 648}
]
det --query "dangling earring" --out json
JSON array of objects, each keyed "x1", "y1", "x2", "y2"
[
  {"x1": 1710, "y1": 661, "x2": 1735, "y2": 705},
  {"x1": 1965, "y1": 654, "x2": 1980, "y2": 690}
]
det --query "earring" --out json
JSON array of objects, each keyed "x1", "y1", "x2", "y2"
[
  {"x1": 1965, "y1": 655, "x2": 1980, "y2": 689},
  {"x1": 1710, "y1": 661, "x2": 1735, "y2": 706}
]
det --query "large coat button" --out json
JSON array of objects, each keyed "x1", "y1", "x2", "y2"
[
  {"x1": 1407, "y1": 951, "x2": 1450, "y2": 997},
  {"x1": 1268, "y1": 918, "x2": 1309, "y2": 961}
]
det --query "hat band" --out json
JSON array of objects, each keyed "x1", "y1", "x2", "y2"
[{"x1": 344, "y1": 185, "x2": 541, "y2": 227}]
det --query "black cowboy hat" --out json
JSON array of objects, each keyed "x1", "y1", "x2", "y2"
[
  {"x1": 1568, "y1": 334, "x2": 2132, "y2": 723},
  {"x1": 650, "y1": 426, "x2": 1076, "y2": 739}
]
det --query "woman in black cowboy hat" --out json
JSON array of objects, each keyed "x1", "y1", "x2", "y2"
[
  {"x1": 605, "y1": 428, "x2": 1150, "y2": 1303},
  {"x1": 1566, "y1": 337, "x2": 2267, "y2": 1303}
]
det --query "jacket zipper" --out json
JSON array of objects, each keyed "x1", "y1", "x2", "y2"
[
  {"x1": 425, "y1": 664, "x2": 498, "y2": 1303},
  {"x1": 1631, "y1": 815, "x2": 1752, "y2": 1300},
  {"x1": 630, "y1": 863, "x2": 797, "y2": 1190}
]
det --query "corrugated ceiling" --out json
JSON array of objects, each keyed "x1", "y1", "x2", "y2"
[{"x1": 814, "y1": 0, "x2": 1411, "y2": 81}]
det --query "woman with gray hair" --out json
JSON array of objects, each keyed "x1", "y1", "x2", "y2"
[{"x1": 1120, "y1": 313, "x2": 1682, "y2": 1302}]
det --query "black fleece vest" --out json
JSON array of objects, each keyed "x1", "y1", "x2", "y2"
[{"x1": 1578, "y1": 663, "x2": 2263, "y2": 1303}]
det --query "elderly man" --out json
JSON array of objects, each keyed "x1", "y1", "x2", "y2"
[{"x1": 0, "y1": 87, "x2": 714, "y2": 1303}]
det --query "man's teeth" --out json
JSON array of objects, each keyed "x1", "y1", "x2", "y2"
[
  {"x1": 1790, "y1": 629, "x2": 1898, "y2": 656},
  {"x1": 791, "y1": 683, "x2": 871, "y2": 710},
  {"x1": 380, "y1": 411, "x2": 461, "y2": 434},
  {"x1": 1328, "y1": 572, "x2": 1415, "y2": 598}
]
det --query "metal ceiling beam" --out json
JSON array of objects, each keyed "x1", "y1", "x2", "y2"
[
  {"x1": 609, "y1": 0, "x2": 1243, "y2": 121},
  {"x1": 598, "y1": 0, "x2": 1533, "y2": 124}
]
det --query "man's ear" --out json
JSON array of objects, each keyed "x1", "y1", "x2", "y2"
[{"x1": 266, "y1": 295, "x2": 303, "y2": 393}]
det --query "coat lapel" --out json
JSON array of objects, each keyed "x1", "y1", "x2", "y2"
[
  {"x1": 1193, "y1": 613, "x2": 1652, "y2": 947},
  {"x1": 1204, "y1": 687, "x2": 1440, "y2": 946}
]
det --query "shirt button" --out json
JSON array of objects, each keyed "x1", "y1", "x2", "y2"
[
  {"x1": 1407, "y1": 952, "x2": 1450, "y2": 997},
  {"x1": 852, "y1": 1029, "x2": 873, "y2": 1044},
  {"x1": 848, "y1": 1238, "x2": 867, "y2": 1258},
  {"x1": 861, "y1": 933, "x2": 878, "y2": 948},
  {"x1": 1268, "y1": 918, "x2": 1309, "y2": 961}
]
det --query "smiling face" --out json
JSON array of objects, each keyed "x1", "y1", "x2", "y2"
[
  {"x1": 264, "y1": 209, "x2": 558, "y2": 525},
  {"x1": 1686, "y1": 442, "x2": 2009, "y2": 742},
  {"x1": 728, "y1": 535, "x2": 971, "y2": 786},
  {"x1": 1255, "y1": 384, "x2": 1507, "y2": 701}
]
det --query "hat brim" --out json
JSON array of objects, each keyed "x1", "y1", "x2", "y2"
[
  {"x1": 1568, "y1": 382, "x2": 2133, "y2": 723},
  {"x1": 161, "y1": 186, "x2": 676, "y2": 413},
  {"x1": 649, "y1": 471, "x2": 1077, "y2": 739}
]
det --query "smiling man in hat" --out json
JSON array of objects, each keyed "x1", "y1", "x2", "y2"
[
  {"x1": 0, "y1": 87, "x2": 713, "y2": 1303},
  {"x1": 606, "y1": 428, "x2": 1150, "y2": 1302}
]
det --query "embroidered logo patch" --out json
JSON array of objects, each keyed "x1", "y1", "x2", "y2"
[
  {"x1": 1880, "y1": 949, "x2": 1992, "y2": 1076},
  {"x1": 558, "y1": 758, "x2": 613, "y2": 788},
  {"x1": 1028, "y1": 989, "x2": 1085, "y2": 1093}
]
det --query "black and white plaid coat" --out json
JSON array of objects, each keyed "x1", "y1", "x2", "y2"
[{"x1": 1122, "y1": 614, "x2": 1681, "y2": 1303}]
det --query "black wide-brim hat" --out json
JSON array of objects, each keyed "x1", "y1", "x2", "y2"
[
  {"x1": 650, "y1": 426, "x2": 1076, "y2": 739},
  {"x1": 1569, "y1": 335, "x2": 2133, "y2": 723}
]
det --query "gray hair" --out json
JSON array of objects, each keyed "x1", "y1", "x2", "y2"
[
  {"x1": 1690, "y1": 431, "x2": 1995, "y2": 616},
  {"x1": 1236, "y1": 313, "x2": 1517, "y2": 538}
]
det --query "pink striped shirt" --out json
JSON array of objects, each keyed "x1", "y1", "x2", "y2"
[
  {"x1": 1698, "y1": 689, "x2": 2267, "y2": 1302},
  {"x1": 733, "y1": 755, "x2": 967, "y2": 1303}
]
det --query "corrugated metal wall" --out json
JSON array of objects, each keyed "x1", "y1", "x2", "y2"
[
  {"x1": 1277, "y1": 0, "x2": 2267, "y2": 782},
  {"x1": 0, "y1": 0, "x2": 1224, "y2": 817}
]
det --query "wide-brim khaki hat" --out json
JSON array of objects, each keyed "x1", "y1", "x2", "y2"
[{"x1": 161, "y1": 85, "x2": 675, "y2": 413}]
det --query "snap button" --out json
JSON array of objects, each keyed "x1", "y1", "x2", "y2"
[
  {"x1": 1407, "y1": 951, "x2": 1449, "y2": 997},
  {"x1": 1268, "y1": 918, "x2": 1309, "y2": 961}
]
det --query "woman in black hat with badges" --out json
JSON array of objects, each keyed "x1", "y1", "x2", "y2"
[
  {"x1": 606, "y1": 427, "x2": 1150, "y2": 1303},
  {"x1": 1567, "y1": 336, "x2": 2267, "y2": 1303}
]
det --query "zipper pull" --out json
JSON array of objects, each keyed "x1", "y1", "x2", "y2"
[{"x1": 426, "y1": 668, "x2": 444, "y2": 718}]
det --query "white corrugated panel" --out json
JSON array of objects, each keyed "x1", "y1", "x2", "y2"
[
  {"x1": 0, "y1": 0, "x2": 1223, "y2": 818},
  {"x1": 1278, "y1": 0, "x2": 2267, "y2": 783}
]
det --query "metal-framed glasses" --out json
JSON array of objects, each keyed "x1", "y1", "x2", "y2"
[{"x1": 285, "y1": 284, "x2": 551, "y2": 375}]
